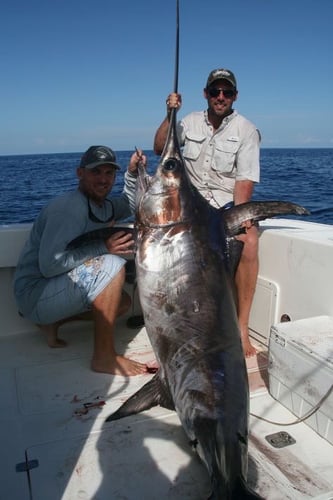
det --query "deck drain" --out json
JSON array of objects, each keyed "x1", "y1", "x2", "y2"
[{"x1": 265, "y1": 431, "x2": 296, "y2": 448}]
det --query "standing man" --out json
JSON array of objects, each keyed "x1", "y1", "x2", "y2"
[
  {"x1": 154, "y1": 68, "x2": 260, "y2": 357},
  {"x1": 14, "y1": 145, "x2": 149, "y2": 375}
]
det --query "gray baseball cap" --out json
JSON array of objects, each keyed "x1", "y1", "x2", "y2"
[{"x1": 79, "y1": 146, "x2": 121, "y2": 170}]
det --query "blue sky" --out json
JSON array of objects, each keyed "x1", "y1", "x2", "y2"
[{"x1": 1, "y1": 0, "x2": 332, "y2": 155}]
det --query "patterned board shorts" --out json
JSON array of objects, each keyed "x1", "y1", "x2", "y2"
[{"x1": 29, "y1": 254, "x2": 126, "y2": 324}]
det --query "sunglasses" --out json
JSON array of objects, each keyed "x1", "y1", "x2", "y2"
[
  {"x1": 207, "y1": 87, "x2": 236, "y2": 98},
  {"x1": 88, "y1": 198, "x2": 114, "y2": 223}
]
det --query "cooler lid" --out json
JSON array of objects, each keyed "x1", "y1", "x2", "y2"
[{"x1": 271, "y1": 315, "x2": 333, "y2": 367}]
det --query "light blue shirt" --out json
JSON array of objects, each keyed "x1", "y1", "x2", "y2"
[{"x1": 14, "y1": 171, "x2": 137, "y2": 311}]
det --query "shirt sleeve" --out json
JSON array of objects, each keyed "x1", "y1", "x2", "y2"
[
  {"x1": 110, "y1": 170, "x2": 137, "y2": 221},
  {"x1": 38, "y1": 208, "x2": 109, "y2": 278},
  {"x1": 177, "y1": 120, "x2": 186, "y2": 146},
  {"x1": 235, "y1": 126, "x2": 260, "y2": 183}
]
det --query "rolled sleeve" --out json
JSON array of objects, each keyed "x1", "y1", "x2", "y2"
[{"x1": 235, "y1": 127, "x2": 260, "y2": 183}]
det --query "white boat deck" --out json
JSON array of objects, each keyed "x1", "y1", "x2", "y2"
[
  {"x1": 1, "y1": 218, "x2": 333, "y2": 499},
  {"x1": 1, "y1": 314, "x2": 333, "y2": 500}
]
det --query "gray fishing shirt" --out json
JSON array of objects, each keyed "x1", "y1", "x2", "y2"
[
  {"x1": 14, "y1": 171, "x2": 137, "y2": 311},
  {"x1": 177, "y1": 110, "x2": 260, "y2": 208}
]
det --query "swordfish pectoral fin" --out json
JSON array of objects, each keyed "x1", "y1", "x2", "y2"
[
  {"x1": 223, "y1": 200, "x2": 310, "y2": 237},
  {"x1": 66, "y1": 226, "x2": 135, "y2": 250},
  {"x1": 105, "y1": 373, "x2": 175, "y2": 422}
]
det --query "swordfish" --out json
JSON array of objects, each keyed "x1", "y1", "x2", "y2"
[{"x1": 104, "y1": 103, "x2": 308, "y2": 497}]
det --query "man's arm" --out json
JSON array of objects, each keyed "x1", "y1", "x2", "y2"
[
  {"x1": 233, "y1": 180, "x2": 254, "y2": 205},
  {"x1": 121, "y1": 150, "x2": 147, "y2": 214},
  {"x1": 38, "y1": 208, "x2": 109, "y2": 278},
  {"x1": 153, "y1": 93, "x2": 182, "y2": 155},
  {"x1": 153, "y1": 116, "x2": 170, "y2": 155}
]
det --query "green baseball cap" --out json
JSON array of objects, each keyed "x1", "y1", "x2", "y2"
[{"x1": 206, "y1": 68, "x2": 237, "y2": 89}]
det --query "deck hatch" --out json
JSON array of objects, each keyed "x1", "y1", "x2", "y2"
[
  {"x1": 265, "y1": 431, "x2": 296, "y2": 448},
  {"x1": 249, "y1": 276, "x2": 279, "y2": 346}
]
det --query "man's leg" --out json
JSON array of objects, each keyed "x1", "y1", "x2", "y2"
[
  {"x1": 37, "y1": 299, "x2": 130, "y2": 349},
  {"x1": 91, "y1": 266, "x2": 148, "y2": 376},
  {"x1": 235, "y1": 225, "x2": 259, "y2": 357},
  {"x1": 37, "y1": 311, "x2": 94, "y2": 348},
  {"x1": 37, "y1": 322, "x2": 69, "y2": 348}
]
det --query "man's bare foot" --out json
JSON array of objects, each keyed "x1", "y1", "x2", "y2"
[
  {"x1": 240, "y1": 326, "x2": 257, "y2": 358},
  {"x1": 242, "y1": 339, "x2": 257, "y2": 358},
  {"x1": 47, "y1": 333, "x2": 68, "y2": 348},
  {"x1": 91, "y1": 355, "x2": 148, "y2": 376},
  {"x1": 37, "y1": 323, "x2": 68, "y2": 348}
]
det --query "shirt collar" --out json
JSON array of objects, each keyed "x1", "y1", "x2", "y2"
[{"x1": 204, "y1": 109, "x2": 238, "y2": 128}]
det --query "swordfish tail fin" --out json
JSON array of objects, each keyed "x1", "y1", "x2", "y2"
[
  {"x1": 224, "y1": 200, "x2": 310, "y2": 237},
  {"x1": 208, "y1": 478, "x2": 263, "y2": 500},
  {"x1": 198, "y1": 420, "x2": 263, "y2": 500},
  {"x1": 105, "y1": 374, "x2": 175, "y2": 423}
]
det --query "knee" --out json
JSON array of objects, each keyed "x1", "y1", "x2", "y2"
[
  {"x1": 103, "y1": 255, "x2": 127, "y2": 286},
  {"x1": 118, "y1": 264, "x2": 126, "y2": 284},
  {"x1": 103, "y1": 264, "x2": 126, "y2": 293},
  {"x1": 241, "y1": 227, "x2": 259, "y2": 260}
]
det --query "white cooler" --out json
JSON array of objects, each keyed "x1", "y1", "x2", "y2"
[{"x1": 268, "y1": 315, "x2": 333, "y2": 445}]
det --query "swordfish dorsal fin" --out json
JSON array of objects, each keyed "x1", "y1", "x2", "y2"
[{"x1": 105, "y1": 374, "x2": 175, "y2": 422}]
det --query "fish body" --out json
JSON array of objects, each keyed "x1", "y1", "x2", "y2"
[
  {"x1": 134, "y1": 197, "x2": 252, "y2": 498},
  {"x1": 106, "y1": 111, "x2": 296, "y2": 498}
]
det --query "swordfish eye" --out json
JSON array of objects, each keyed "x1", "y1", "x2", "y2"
[{"x1": 163, "y1": 158, "x2": 178, "y2": 171}]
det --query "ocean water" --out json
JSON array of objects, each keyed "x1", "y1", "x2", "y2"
[{"x1": 0, "y1": 149, "x2": 332, "y2": 226}]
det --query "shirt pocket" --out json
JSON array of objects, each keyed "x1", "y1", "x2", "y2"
[
  {"x1": 183, "y1": 132, "x2": 206, "y2": 161},
  {"x1": 212, "y1": 140, "x2": 240, "y2": 175}
]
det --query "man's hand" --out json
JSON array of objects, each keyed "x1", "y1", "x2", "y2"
[
  {"x1": 166, "y1": 92, "x2": 182, "y2": 113},
  {"x1": 128, "y1": 149, "x2": 146, "y2": 176},
  {"x1": 105, "y1": 231, "x2": 135, "y2": 255}
]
